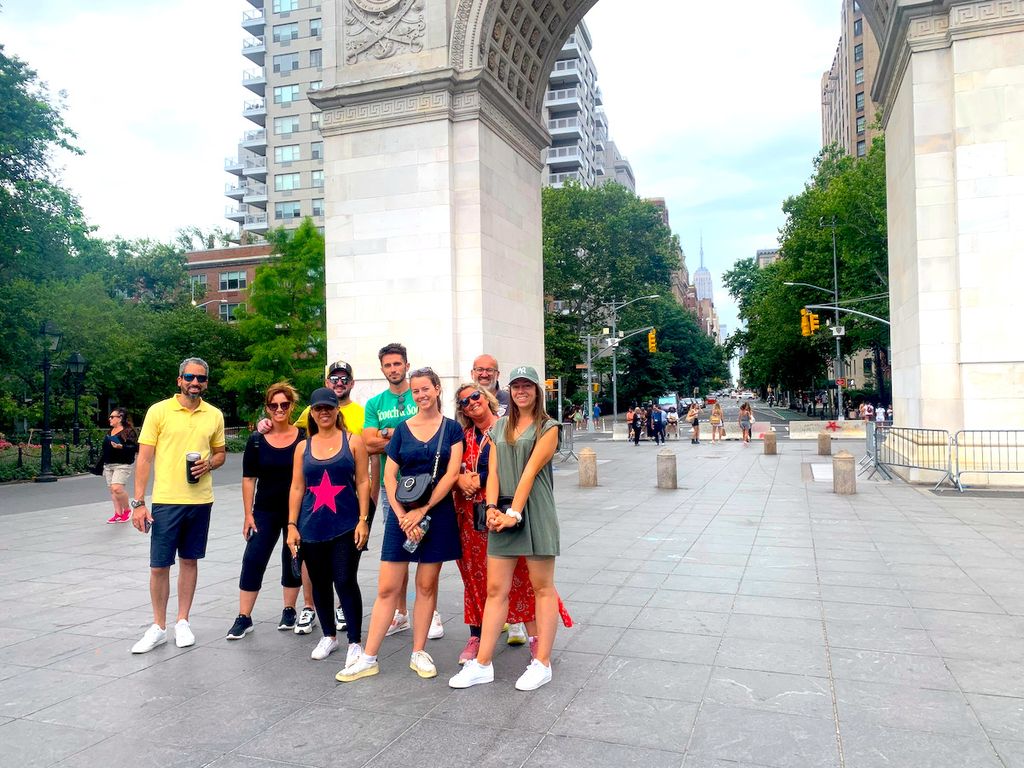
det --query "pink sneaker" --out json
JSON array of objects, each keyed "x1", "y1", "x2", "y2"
[
  {"x1": 106, "y1": 512, "x2": 123, "y2": 524},
  {"x1": 529, "y1": 636, "x2": 538, "y2": 659},
  {"x1": 458, "y1": 636, "x2": 480, "y2": 665}
]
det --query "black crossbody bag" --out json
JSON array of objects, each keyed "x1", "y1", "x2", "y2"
[{"x1": 395, "y1": 418, "x2": 446, "y2": 510}]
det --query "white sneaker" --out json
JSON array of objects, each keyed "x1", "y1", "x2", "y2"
[
  {"x1": 336, "y1": 654, "x2": 379, "y2": 682},
  {"x1": 385, "y1": 610, "x2": 410, "y2": 636},
  {"x1": 131, "y1": 624, "x2": 167, "y2": 654},
  {"x1": 294, "y1": 606, "x2": 316, "y2": 635},
  {"x1": 346, "y1": 642, "x2": 363, "y2": 668},
  {"x1": 448, "y1": 659, "x2": 494, "y2": 689},
  {"x1": 409, "y1": 650, "x2": 437, "y2": 679},
  {"x1": 174, "y1": 619, "x2": 195, "y2": 648},
  {"x1": 311, "y1": 636, "x2": 339, "y2": 660},
  {"x1": 428, "y1": 610, "x2": 444, "y2": 640},
  {"x1": 515, "y1": 659, "x2": 552, "y2": 691},
  {"x1": 506, "y1": 622, "x2": 527, "y2": 645}
]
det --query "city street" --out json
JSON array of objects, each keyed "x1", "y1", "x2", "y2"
[{"x1": 3, "y1": 436, "x2": 1024, "y2": 767}]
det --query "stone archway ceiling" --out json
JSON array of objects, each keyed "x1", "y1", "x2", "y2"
[
  {"x1": 479, "y1": 0, "x2": 593, "y2": 117},
  {"x1": 457, "y1": 0, "x2": 891, "y2": 121}
]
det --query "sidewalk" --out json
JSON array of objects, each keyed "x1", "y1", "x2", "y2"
[{"x1": 2, "y1": 439, "x2": 1024, "y2": 767}]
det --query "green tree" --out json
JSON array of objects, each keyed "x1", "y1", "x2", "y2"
[
  {"x1": 221, "y1": 219, "x2": 326, "y2": 414},
  {"x1": 723, "y1": 138, "x2": 890, "y2": 398},
  {"x1": 0, "y1": 46, "x2": 95, "y2": 283}
]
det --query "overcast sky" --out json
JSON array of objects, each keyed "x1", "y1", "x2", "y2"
[{"x1": 0, "y1": 0, "x2": 842, "y2": 336}]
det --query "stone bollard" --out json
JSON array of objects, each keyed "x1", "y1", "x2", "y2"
[
  {"x1": 578, "y1": 447, "x2": 598, "y2": 487},
  {"x1": 817, "y1": 432, "x2": 831, "y2": 456},
  {"x1": 763, "y1": 431, "x2": 777, "y2": 455},
  {"x1": 833, "y1": 450, "x2": 856, "y2": 495},
  {"x1": 657, "y1": 449, "x2": 677, "y2": 489}
]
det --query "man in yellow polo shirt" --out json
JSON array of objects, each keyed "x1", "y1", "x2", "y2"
[{"x1": 129, "y1": 357, "x2": 226, "y2": 653}]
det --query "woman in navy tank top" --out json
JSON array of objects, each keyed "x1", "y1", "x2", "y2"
[{"x1": 287, "y1": 387, "x2": 371, "y2": 667}]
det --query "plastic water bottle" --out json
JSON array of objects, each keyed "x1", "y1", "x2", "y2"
[{"x1": 402, "y1": 515, "x2": 431, "y2": 554}]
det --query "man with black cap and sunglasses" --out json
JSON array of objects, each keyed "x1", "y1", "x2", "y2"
[
  {"x1": 259, "y1": 360, "x2": 370, "y2": 635},
  {"x1": 129, "y1": 357, "x2": 226, "y2": 654}
]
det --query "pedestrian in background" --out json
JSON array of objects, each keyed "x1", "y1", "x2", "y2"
[
  {"x1": 738, "y1": 402, "x2": 753, "y2": 444},
  {"x1": 709, "y1": 402, "x2": 725, "y2": 443},
  {"x1": 631, "y1": 406, "x2": 644, "y2": 446},
  {"x1": 129, "y1": 357, "x2": 226, "y2": 654},
  {"x1": 227, "y1": 382, "x2": 304, "y2": 641},
  {"x1": 102, "y1": 407, "x2": 137, "y2": 524},
  {"x1": 686, "y1": 402, "x2": 702, "y2": 445}
]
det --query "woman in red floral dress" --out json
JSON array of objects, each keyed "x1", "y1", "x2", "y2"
[{"x1": 452, "y1": 383, "x2": 571, "y2": 665}]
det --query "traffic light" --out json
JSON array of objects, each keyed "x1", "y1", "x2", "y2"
[
  {"x1": 647, "y1": 328, "x2": 657, "y2": 352},
  {"x1": 592, "y1": 382, "x2": 600, "y2": 393},
  {"x1": 800, "y1": 309, "x2": 810, "y2": 336},
  {"x1": 809, "y1": 313, "x2": 820, "y2": 334},
  {"x1": 545, "y1": 378, "x2": 556, "y2": 392}
]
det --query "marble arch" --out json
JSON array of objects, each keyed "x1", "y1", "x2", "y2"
[{"x1": 313, "y1": 0, "x2": 1024, "y2": 433}]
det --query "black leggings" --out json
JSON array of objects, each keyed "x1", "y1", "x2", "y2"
[
  {"x1": 239, "y1": 508, "x2": 302, "y2": 592},
  {"x1": 302, "y1": 534, "x2": 363, "y2": 643}
]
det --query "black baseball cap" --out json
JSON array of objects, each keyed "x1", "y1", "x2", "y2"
[
  {"x1": 309, "y1": 387, "x2": 339, "y2": 408},
  {"x1": 326, "y1": 360, "x2": 353, "y2": 377}
]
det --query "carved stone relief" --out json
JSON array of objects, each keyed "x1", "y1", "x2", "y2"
[{"x1": 344, "y1": 0, "x2": 426, "y2": 64}]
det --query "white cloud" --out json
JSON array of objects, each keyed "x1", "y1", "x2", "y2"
[{"x1": 0, "y1": 1, "x2": 245, "y2": 241}]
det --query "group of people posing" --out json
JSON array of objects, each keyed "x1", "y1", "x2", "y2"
[{"x1": 120, "y1": 347, "x2": 569, "y2": 693}]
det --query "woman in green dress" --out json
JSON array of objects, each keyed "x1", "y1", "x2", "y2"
[{"x1": 448, "y1": 365, "x2": 562, "y2": 692}]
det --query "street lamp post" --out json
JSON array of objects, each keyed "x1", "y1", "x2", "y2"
[
  {"x1": 603, "y1": 294, "x2": 658, "y2": 425},
  {"x1": 36, "y1": 321, "x2": 62, "y2": 483},
  {"x1": 785, "y1": 222, "x2": 845, "y2": 420},
  {"x1": 67, "y1": 352, "x2": 87, "y2": 446}
]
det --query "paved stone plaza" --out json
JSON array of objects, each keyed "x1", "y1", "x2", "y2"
[{"x1": 3, "y1": 436, "x2": 1024, "y2": 767}]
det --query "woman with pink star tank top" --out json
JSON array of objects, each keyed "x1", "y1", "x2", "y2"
[{"x1": 287, "y1": 387, "x2": 371, "y2": 666}]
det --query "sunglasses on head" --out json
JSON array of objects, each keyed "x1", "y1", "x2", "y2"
[
  {"x1": 458, "y1": 391, "x2": 483, "y2": 408},
  {"x1": 328, "y1": 375, "x2": 351, "y2": 385},
  {"x1": 181, "y1": 373, "x2": 208, "y2": 383},
  {"x1": 267, "y1": 401, "x2": 291, "y2": 411}
]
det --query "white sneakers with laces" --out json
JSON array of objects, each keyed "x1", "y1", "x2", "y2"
[
  {"x1": 409, "y1": 650, "x2": 437, "y2": 678},
  {"x1": 336, "y1": 654, "x2": 379, "y2": 682},
  {"x1": 345, "y1": 642, "x2": 363, "y2": 668},
  {"x1": 428, "y1": 611, "x2": 444, "y2": 640},
  {"x1": 448, "y1": 659, "x2": 494, "y2": 688},
  {"x1": 515, "y1": 659, "x2": 552, "y2": 691},
  {"x1": 310, "y1": 636, "x2": 338, "y2": 660},
  {"x1": 131, "y1": 624, "x2": 167, "y2": 654},
  {"x1": 174, "y1": 619, "x2": 195, "y2": 648},
  {"x1": 385, "y1": 610, "x2": 410, "y2": 636}
]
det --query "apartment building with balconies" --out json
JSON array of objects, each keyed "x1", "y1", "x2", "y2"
[
  {"x1": 226, "y1": 0, "x2": 325, "y2": 238},
  {"x1": 543, "y1": 21, "x2": 634, "y2": 191},
  {"x1": 821, "y1": 0, "x2": 880, "y2": 158}
]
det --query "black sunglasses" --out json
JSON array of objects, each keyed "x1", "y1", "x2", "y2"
[
  {"x1": 181, "y1": 373, "x2": 208, "y2": 383},
  {"x1": 328, "y1": 375, "x2": 351, "y2": 385},
  {"x1": 267, "y1": 402, "x2": 292, "y2": 411},
  {"x1": 458, "y1": 391, "x2": 483, "y2": 408}
]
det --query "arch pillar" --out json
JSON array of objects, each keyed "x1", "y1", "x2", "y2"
[
  {"x1": 313, "y1": 66, "x2": 548, "y2": 397},
  {"x1": 875, "y1": 1, "x2": 1024, "y2": 430}
]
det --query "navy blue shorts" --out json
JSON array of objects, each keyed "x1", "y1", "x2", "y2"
[{"x1": 150, "y1": 503, "x2": 213, "y2": 568}]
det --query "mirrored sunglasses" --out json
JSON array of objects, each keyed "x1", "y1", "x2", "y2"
[{"x1": 458, "y1": 391, "x2": 483, "y2": 408}]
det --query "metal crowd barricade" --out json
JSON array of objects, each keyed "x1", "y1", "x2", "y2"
[
  {"x1": 556, "y1": 422, "x2": 578, "y2": 463},
  {"x1": 874, "y1": 426, "x2": 955, "y2": 489},
  {"x1": 952, "y1": 430, "x2": 1024, "y2": 491}
]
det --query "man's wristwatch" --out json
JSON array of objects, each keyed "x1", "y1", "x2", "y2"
[
  {"x1": 129, "y1": 498, "x2": 146, "y2": 509},
  {"x1": 505, "y1": 509, "x2": 523, "y2": 523}
]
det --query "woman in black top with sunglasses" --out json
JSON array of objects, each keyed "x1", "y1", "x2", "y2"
[{"x1": 227, "y1": 382, "x2": 305, "y2": 641}]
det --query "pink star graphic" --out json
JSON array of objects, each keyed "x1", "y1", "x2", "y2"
[
  {"x1": 826, "y1": 421, "x2": 841, "y2": 432},
  {"x1": 309, "y1": 470, "x2": 345, "y2": 514}
]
